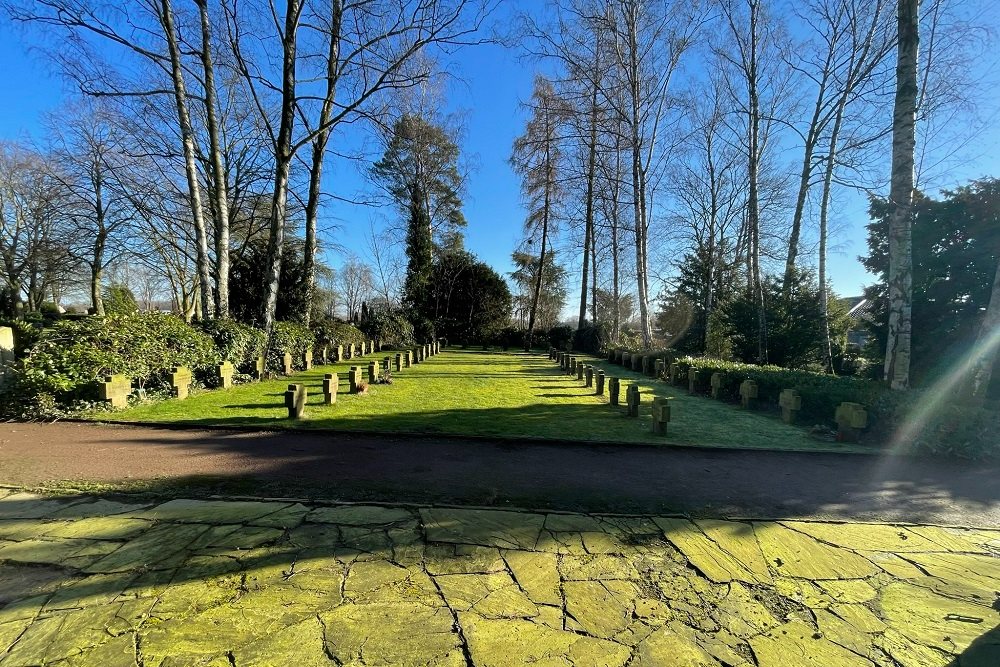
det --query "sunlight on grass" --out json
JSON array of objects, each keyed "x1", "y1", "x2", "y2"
[{"x1": 96, "y1": 349, "x2": 868, "y2": 453}]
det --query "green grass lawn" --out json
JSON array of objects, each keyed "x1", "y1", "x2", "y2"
[{"x1": 93, "y1": 348, "x2": 870, "y2": 453}]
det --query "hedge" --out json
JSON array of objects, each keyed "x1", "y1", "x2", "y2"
[
  {"x1": 311, "y1": 318, "x2": 366, "y2": 350},
  {"x1": 269, "y1": 321, "x2": 316, "y2": 372},
  {"x1": 199, "y1": 319, "x2": 266, "y2": 373}
]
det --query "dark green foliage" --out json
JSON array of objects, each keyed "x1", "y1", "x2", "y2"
[
  {"x1": 402, "y1": 186, "x2": 434, "y2": 319},
  {"x1": 311, "y1": 319, "x2": 366, "y2": 349},
  {"x1": 547, "y1": 325, "x2": 574, "y2": 351},
  {"x1": 268, "y1": 321, "x2": 315, "y2": 372},
  {"x1": 198, "y1": 319, "x2": 266, "y2": 373},
  {"x1": 102, "y1": 284, "x2": 139, "y2": 315},
  {"x1": 865, "y1": 392, "x2": 1000, "y2": 460},
  {"x1": 572, "y1": 322, "x2": 611, "y2": 355},
  {"x1": 13, "y1": 313, "x2": 218, "y2": 399},
  {"x1": 496, "y1": 326, "x2": 525, "y2": 351},
  {"x1": 230, "y1": 238, "x2": 309, "y2": 325},
  {"x1": 660, "y1": 249, "x2": 740, "y2": 353},
  {"x1": 718, "y1": 269, "x2": 851, "y2": 369},
  {"x1": 358, "y1": 306, "x2": 416, "y2": 349},
  {"x1": 861, "y1": 180, "x2": 1000, "y2": 393},
  {"x1": 425, "y1": 251, "x2": 511, "y2": 346},
  {"x1": 0, "y1": 318, "x2": 41, "y2": 355}
]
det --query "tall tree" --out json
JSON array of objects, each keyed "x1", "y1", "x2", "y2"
[
  {"x1": 511, "y1": 77, "x2": 566, "y2": 350},
  {"x1": 883, "y1": 0, "x2": 918, "y2": 389}
]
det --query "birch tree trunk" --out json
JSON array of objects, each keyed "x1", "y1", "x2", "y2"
[
  {"x1": 161, "y1": 0, "x2": 213, "y2": 320},
  {"x1": 196, "y1": 0, "x2": 230, "y2": 319},
  {"x1": 883, "y1": 0, "x2": 918, "y2": 390}
]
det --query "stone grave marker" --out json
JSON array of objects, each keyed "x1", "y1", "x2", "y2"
[
  {"x1": 322, "y1": 373, "x2": 338, "y2": 405},
  {"x1": 284, "y1": 384, "x2": 306, "y2": 418},
  {"x1": 835, "y1": 402, "x2": 868, "y2": 442},
  {"x1": 368, "y1": 361, "x2": 379, "y2": 384},
  {"x1": 99, "y1": 375, "x2": 131, "y2": 409},
  {"x1": 426, "y1": 343, "x2": 432, "y2": 357},
  {"x1": 334, "y1": 345, "x2": 343, "y2": 362},
  {"x1": 655, "y1": 359, "x2": 665, "y2": 379},
  {"x1": 282, "y1": 353, "x2": 294, "y2": 376},
  {"x1": 652, "y1": 397, "x2": 671, "y2": 435},
  {"x1": 371, "y1": 340, "x2": 377, "y2": 353},
  {"x1": 404, "y1": 350, "x2": 412, "y2": 368},
  {"x1": 585, "y1": 365, "x2": 594, "y2": 388},
  {"x1": 577, "y1": 362, "x2": 584, "y2": 381},
  {"x1": 710, "y1": 373, "x2": 723, "y2": 399},
  {"x1": 669, "y1": 363, "x2": 680, "y2": 385},
  {"x1": 303, "y1": 348, "x2": 313, "y2": 371},
  {"x1": 641, "y1": 356, "x2": 651, "y2": 376},
  {"x1": 739, "y1": 380, "x2": 758, "y2": 409},
  {"x1": 254, "y1": 356, "x2": 265, "y2": 381},
  {"x1": 382, "y1": 356, "x2": 391, "y2": 374},
  {"x1": 596, "y1": 370, "x2": 606, "y2": 395},
  {"x1": 217, "y1": 361, "x2": 235, "y2": 389},
  {"x1": 394, "y1": 353, "x2": 402, "y2": 372},
  {"x1": 779, "y1": 389, "x2": 802, "y2": 424},
  {"x1": 687, "y1": 368, "x2": 701, "y2": 394},
  {"x1": 348, "y1": 366, "x2": 362, "y2": 393},
  {"x1": 626, "y1": 384, "x2": 640, "y2": 417},
  {"x1": 608, "y1": 377, "x2": 621, "y2": 406},
  {"x1": 168, "y1": 366, "x2": 192, "y2": 400},
  {"x1": 631, "y1": 353, "x2": 643, "y2": 371}
]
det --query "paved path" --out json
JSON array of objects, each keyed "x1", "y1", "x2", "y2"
[
  {"x1": 1, "y1": 422, "x2": 999, "y2": 526},
  {"x1": 0, "y1": 490, "x2": 997, "y2": 666}
]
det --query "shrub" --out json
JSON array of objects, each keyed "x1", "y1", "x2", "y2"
[
  {"x1": 199, "y1": 319, "x2": 266, "y2": 373},
  {"x1": 496, "y1": 326, "x2": 525, "y2": 351},
  {"x1": 311, "y1": 318, "x2": 366, "y2": 349},
  {"x1": 573, "y1": 323, "x2": 611, "y2": 356},
  {"x1": 866, "y1": 394, "x2": 1000, "y2": 460},
  {"x1": 0, "y1": 318, "x2": 41, "y2": 355},
  {"x1": 547, "y1": 325, "x2": 574, "y2": 351},
  {"x1": 358, "y1": 308, "x2": 415, "y2": 349},
  {"x1": 15, "y1": 313, "x2": 218, "y2": 399},
  {"x1": 269, "y1": 321, "x2": 315, "y2": 372}
]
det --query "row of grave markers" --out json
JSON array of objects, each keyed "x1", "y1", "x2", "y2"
[
  {"x1": 98, "y1": 338, "x2": 394, "y2": 410},
  {"x1": 283, "y1": 340, "x2": 442, "y2": 418},
  {"x1": 549, "y1": 349, "x2": 671, "y2": 436},
  {"x1": 582, "y1": 347, "x2": 869, "y2": 442}
]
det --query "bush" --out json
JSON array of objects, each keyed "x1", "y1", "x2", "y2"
[
  {"x1": 0, "y1": 318, "x2": 42, "y2": 355},
  {"x1": 269, "y1": 321, "x2": 315, "y2": 372},
  {"x1": 865, "y1": 393, "x2": 1000, "y2": 460},
  {"x1": 311, "y1": 318, "x2": 366, "y2": 350},
  {"x1": 199, "y1": 319, "x2": 266, "y2": 373},
  {"x1": 546, "y1": 325, "x2": 574, "y2": 351},
  {"x1": 14, "y1": 313, "x2": 218, "y2": 400},
  {"x1": 358, "y1": 308, "x2": 415, "y2": 349},
  {"x1": 496, "y1": 326, "x2": 525, "y2": 351},
  {"x1": 573, "y1": 323, "x2": 611, "y2": 356}
]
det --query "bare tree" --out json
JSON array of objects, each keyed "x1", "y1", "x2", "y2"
[
  {"x1": 883, "y1": 0, "x2": 918, "y2": 390},
  {"x1": 338, "y1": 257, "x2": 374, "y2": 320}
]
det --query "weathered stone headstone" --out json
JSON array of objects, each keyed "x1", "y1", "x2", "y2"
[
  {"x1": 585, "y1": 365, "x2": 594, "y2": 388},
  {"x1": 302, "y1": 348, "x2": 313, "y2": 371},
  {"x1": 349, "y1": 366, "x2": 362, "y2": 393},
  {"x1": 370, "y1": 340, "x2": 377, "y2": 353},
  {"x1": 282, "y1": 352, "x2": 294, "y2": 376},
  {"x1": 710, "y1": 372, "x2": 723, "y2": 399},
  {"x1": 626, "y1": 384, "x2": 640, "y2": 417},
  {"x1": 669, "y1": 363, "x2": 681, "y2": 385},
  {"x1": 334, "y1": 345, "x2": 344, "y2": 362},
  {"x1": 835, "y1": 402, "x2": 868, "y2": 442},
  {"x1": 779, "y1": 389, "x2": 802, "y2": 424},
  {"x1": 0, "y1": 326, "x2": 14, "y2": 365},
  {"x1": 415, "y1": 346, "x2": 423, "y2": 363},
  {"x1": 382, "y1": 356, "x2": 391, "y2": 374},
  {"x1": 652, "y1": 397, "x2": 671, "y2": 435},
  {"x1": 404, "y1": 350, "x2": 412, "y2": 368},
  {"x1": 596, "y1": 370, "x2": 606, "y2": 395},
  {"x1": 254, "y1": 356, "x2": 265, "y2": 381},
  {"x1": 688, "y1": 368, "x2": 701, "y2": 394},
  {"x1": 217, "y1": 361, "x2": 235, "y2": 389},
  {"x1": 641, "y1": 356, "x2": 651, "y2": 376},
  {"x1": 435, "y1": 341, "x2": 441, "y2": 354},
  {"x1": 168, "y1": 366, "x2": 192, "y2": 400},
  {"x1": 631, "y1": 353, "x2": 643, "y2": 371},
  {"x1": 739, "y1": 380, "x2": 758, "y2": 409},
  {"x1": 577, "y1": 362, "x2": 584, "y2": 381},
  {"x1": 99, "y1": 375, "x2": 131, "y2": 409},
  {"x1": 284, "y1": 384, "x2": 307, "y2": 418},
  {"x1": 608, "y1": 377, "x2": 621, "y2": 406},
  {"x1": 655, "y1": 359, "x2": 665, "y2": 379},
  {"x1": 425, "y1": 343, "x2": 431, "y2": 358},
  {"x1": 394, "y1": 353, "x2": 402, "y2": 372},
  {"x1": 322, "y1": 373, "x2": 338, "y2": 405},
  {"x1": 368, "y1": 360, "x2": 379, "y2": 384}
]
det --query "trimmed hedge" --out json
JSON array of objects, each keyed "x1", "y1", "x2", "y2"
[
  {"x1": 269, "y1": 321, "x2": 316, "y2": 372},
  {"x1": 358, "y1": 309, "x2": 415, "y2": 349},
  {"x1": 199, "y1": 319, "x2": 266, "y2": 373},
  {"x1": 311, "y1": 318, "x2": 366, "y2": 350}
]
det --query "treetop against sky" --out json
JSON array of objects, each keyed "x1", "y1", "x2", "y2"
[{"x1": 0, "y1": 0, "x2": 998, "y2": 306}]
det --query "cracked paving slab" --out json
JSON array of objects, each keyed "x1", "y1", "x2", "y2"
[{"x1": 0, "y1": 495, "x2": 996, "y2": 666}]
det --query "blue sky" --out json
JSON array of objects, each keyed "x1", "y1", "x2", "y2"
[{"x1": 2, "y1": 2, "x2": 998, "y2": 305}]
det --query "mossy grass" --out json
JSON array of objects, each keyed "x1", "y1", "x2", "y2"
[{"x1": 90, "y1": 349, "x2": 869, "y2": 454}]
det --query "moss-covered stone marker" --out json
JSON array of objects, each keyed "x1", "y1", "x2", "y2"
[
  {"x1": 284, "y1": 383, "x2": 306, "y2": 418},
  {"x1": 779, "y1": 389, "x2": 802, "y2": 424},
  {"x1": 710, "y1": 372, "x2": 723, "y2": 399},
  {"x1": 739, "y1": 380, "x2": 758, "y2": 409},
  {"x1": 835, "y1": 402, "x2": 868, "y2": 442},
  {"x1": 168, "y1": 366, "x2": 192, "y2": 400},
  {"x1": 626, "y1": 384, "x2": 640, "y2": 417},
  {"x1": 687, "y1": 368, "x2": 701, "y2": 394},
  {"x1": 217, "y1": 361, "x2": 235, "y2": 389},
  {"x1": 596, "y1": 370, "x2": 605, "y2": 395},
  {"x1": 99, "y1": 375, "x2": 131, "y2": 409},
  {"x1": 652, "y1": 397, "x2": 671, "y2": 435},
  {"x1": 322, "y1": 373, "x2": 338, "y2": 405},
  {"x1": 608, "y1": 377, "x2": 620, "y2": 406},
  {"x1": 669, "y1": 362, "x2": 681, "y2": 385}
]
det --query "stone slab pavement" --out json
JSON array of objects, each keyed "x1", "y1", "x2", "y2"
[{"x1": 0, "y1": 489, "x2": 998, "y2": 666}]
